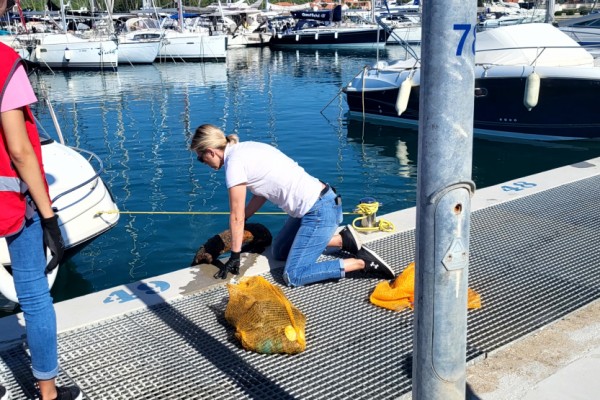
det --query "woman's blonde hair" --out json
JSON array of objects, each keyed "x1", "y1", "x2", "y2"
[{"x1": 190, "y1": 124, "x2": 239, "y2": 153}]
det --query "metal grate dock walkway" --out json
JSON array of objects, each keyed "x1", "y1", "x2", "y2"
[{"x1": 1, "y1": 174, "x2": 600, "y2": 399}]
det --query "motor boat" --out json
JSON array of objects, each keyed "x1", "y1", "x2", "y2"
[
  {"x1": 343, "y1": 23, "x2": 600, "y2": 141},
  {"x1": 0, "y1": 109, "x2": 120, "y2": 303},
  {"x1": 558, "y1": 12, "x2": 600, "y2": 51},
  {"x1": 269, "y1": 5, "x2": 389, "y2": 48}
]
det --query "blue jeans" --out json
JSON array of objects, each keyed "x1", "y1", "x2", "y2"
[
  {"x1": 6, "y1": 213, "x2": 59, "y2": 380},
  {"x1": 273, "y1": 187, "x2": 344, "y2": 287}
]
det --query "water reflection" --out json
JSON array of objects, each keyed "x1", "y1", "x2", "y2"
[
  {"x1": 346, "y1": 119, "x2": 600, "y2": 191},
  {"x1": 346, "y1": 119, "x2": 418, "y2": 179},
  {"x1": 345, "y1": 119, "x2": 419, "y2": 211},
  {"x1": 472, "y1": 136, "x2": 600, "y2": 189},
  {"x1": 31, "y1": 63, "x2": 229, "y2": 104}
]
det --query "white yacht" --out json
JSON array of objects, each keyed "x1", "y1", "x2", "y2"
[
  {"x1": 157, "y1": 11, "x2": 227, "y2": 61},
  {"x1": 114, "y1": 16, "x2": 162, "y2": 65}
]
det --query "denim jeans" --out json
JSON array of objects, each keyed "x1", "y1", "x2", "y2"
[
  {"x1": 273, "y1": 187, "x2": 344, "y2": 287},
  {"x1": 6, "y1": 213, "x2": 59, "y2": 380}
]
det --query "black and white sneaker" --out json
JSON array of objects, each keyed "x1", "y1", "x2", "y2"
[
  {"x1": 357, "y1": 247, "x2": 395, "y2": 279},
  {"x1": 53, "y1": 386, "x2": 82, "y2": 400},
  {"x1": 339, "y1": 225, "x2": 362, "y2": 255},
  {"x1": 0, "y1": 384, "x2": 9, "y2": 400}
]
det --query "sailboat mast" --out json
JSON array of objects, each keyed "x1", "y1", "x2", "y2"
[
  {"x1": 178, "y1": 0, "x2": 184, "y2": 32},
  {"x1": 15, "y1": 0, "x2": 29, "y2": 33},
  {"x1": 545, "y1": 0, "x2": 555, "y2": 24},
  {"x1": 59, "y1": 0, "x2": 67, "y2": 33}
]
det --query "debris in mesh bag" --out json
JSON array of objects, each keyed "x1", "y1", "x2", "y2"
[
  {"x1": 369, "y1": 262, "x2": 482, "y2": 311},
  {"x1": 225, "y1": 276, "x2": 306, "y2": 354}
]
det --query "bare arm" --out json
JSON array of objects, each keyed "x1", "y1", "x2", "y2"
[
  {"x1": 2, "y1": 108, "x2": 54, "y2": 218},
  {"x1": 228, "y1": 183, "x2": 247, "y2": 253},
  {"x1": 245, "y1": 194, "x2": 267, "y2": 220}
]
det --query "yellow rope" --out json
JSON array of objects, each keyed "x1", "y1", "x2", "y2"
[
  {"x1": 351, "y1": 202, "x2": 395, "y2": 233},
  {"x1": 96, "y1": 210, "x2": 360, "y2": 216}
]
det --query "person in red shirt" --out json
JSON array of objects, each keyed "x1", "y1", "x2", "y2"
[{"x1": 0, "y1": 0, "x2": 81, "y2": 398}]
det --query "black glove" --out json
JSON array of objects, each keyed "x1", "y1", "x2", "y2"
[
  {"x1": 41, "y1": 215, "x2": 65, "y2": 274},
  {"x1": 213, "y1": 251, "x2": 241, "y2": 280}
]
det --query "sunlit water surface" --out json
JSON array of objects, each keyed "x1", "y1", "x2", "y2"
[{"x1": 4, "y1": 45, "x2": 599, "y2": 315}]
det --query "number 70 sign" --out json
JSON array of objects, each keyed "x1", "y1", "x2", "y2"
[{"x1": 453, "y1": 24, "x2": 476, "y2": 56}]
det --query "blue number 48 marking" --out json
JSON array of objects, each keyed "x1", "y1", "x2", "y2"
[
  {"x1": 453, "y1": 24, "x2": 476, "y2": 56},
  {"x1": 501, "y1": 181, "x2": 537, "y2": 192}
]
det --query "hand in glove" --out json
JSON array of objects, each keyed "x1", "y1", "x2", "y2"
[
  {"x1": 41, "y1": 215, "x2": 65, "y2": 274},
  {"x1": 213, "y1": 251, "x2": 241, "y2": 279}
]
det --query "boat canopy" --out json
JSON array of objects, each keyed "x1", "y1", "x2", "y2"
[{"x1": 475, "y1": 23, "x2": 594, "y2": 67}]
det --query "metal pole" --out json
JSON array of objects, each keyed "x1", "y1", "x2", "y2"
[
  {"x1": 412, "y1": 0, "x2": 476, "y2": 399},
  {"x1": 546, "y1": 0, "x2": 555, "y2": 24}
]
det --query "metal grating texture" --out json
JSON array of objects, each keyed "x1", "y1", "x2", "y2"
[{"x1": 1, "y1": 175, "x2": 600, "y2": 399}]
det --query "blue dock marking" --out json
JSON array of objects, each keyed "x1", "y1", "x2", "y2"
[
  {"x1": 103, "y1": 280, "x2": 171, "y2": 304},
  {"x1": 501, "y1": 181, "x2": 538, "y2": 192}
]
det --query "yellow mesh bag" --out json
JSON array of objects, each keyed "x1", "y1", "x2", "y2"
[
  {"x1": 225, "y1": 276, "x2": 306, "y2": 354},
  {"x1": 370, "y1": 262, "x2": 482, "y2": 311}
]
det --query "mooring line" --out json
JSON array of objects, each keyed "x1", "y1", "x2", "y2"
[{"x1": 95, "y1": 210, "x2": 361, "y2": 216}]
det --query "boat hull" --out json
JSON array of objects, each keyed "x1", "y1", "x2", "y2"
[
  {"x1": 157, "y1": 32, "x2": 227, "y2": 61},
  {"x1": 33, "y1": 33, "x2": 118, "y2": 70},
  {"x1": 227, "y1": 32, "x2": 272, "y2": 48},
  {"x1": 344, "y1": 68, "x2": 600, "y2": 140},
  {"x1": 269, "y1": 27, "x2": 389, "y2": 48},
  {"x1": 0, "y1": 139, "x2": 119, "y2": 303},
  {"x1": 118, "y1": 39, "x2": 161, "y2": 64},
  {"x1": 387, "y1": 25, "x2": 421, "y2": 45}
]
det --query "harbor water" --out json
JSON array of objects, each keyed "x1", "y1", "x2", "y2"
[{"x1": 4, "y1": 45, "x2": 600, "y2": 316}]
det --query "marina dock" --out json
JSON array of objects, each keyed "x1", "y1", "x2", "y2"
[{"x1": 1, "y1": 156, "x2": 599, "y2": 399}]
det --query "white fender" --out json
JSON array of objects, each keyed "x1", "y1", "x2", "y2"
[
  {"x1": 334, "y1": 31, "x2": 338, "y2": 39},
  {"x1": 35, "y1": 46, "x2": 41, "y2": 61},
  {"x1": 315, "y1": 33, "x2": 319, "y2": 40},
  {"x1": 395, "y1": 76, "x2": 413, "y2": 116},
  {"x1": 524, "y1": 71, "x2": 540, "y2": 111},
  {"x1": 0, "y1": 249, "x2": 58, "y2": 303},
  {"x1": 64, "y1": 47, "x2": 73, "y2": 62},
  {"x1": 295, "y1": 34, "x2": 299, "y2": 42}
]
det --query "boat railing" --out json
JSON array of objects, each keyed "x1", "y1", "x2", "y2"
[
  {"x1": 33, "y1": 83, "x2": 107, "y2": 204},
  {"x1": 50, "y1": 147, "x2": 105, "y2": 204},
  {"x1": 475, "y1": 44, "x2": 595, "y2": 67},
  {"x1": 375, "y1": 15, "x2": 420, "y2": 60}
]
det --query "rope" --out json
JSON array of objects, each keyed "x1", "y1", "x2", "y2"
[
  {"x1": 95, "y1": 210, "x2": 362, "y2": 216},
  {"x1": 351, "y1": 202, "x2": 395, "y2": 233}
]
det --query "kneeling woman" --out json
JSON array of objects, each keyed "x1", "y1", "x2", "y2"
[{"x1": 190, "y1": 124, "x2": 395, "y2": 286}]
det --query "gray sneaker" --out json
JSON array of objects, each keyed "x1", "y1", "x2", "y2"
[
  {"x1": 339, "y1": 225, "x2": 362, "y2": 255},
  {"x1": 357, "y1": 247, "x2": 395, "y2": 279},
  {"x1": 0, "y1": 385, "x2": 8, "y2": 400}
]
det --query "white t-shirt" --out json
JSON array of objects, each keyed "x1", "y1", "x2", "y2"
[{"x1": 224, "y1": 141, "x2": 322, "y2": 218}]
